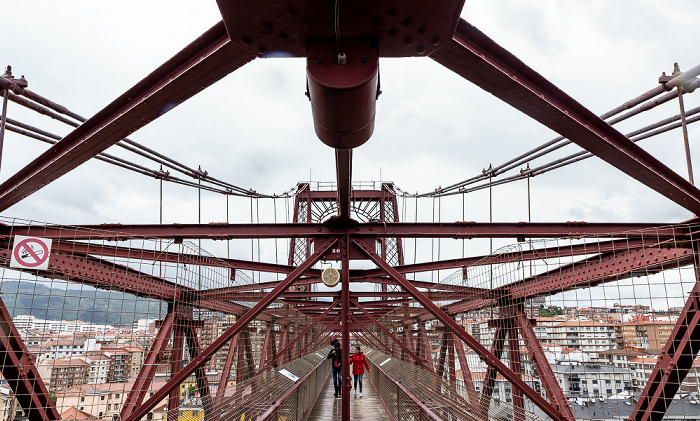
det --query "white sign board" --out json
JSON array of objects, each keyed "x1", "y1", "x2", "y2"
[
  {"x1": 10, "y1": 235, "x2": 52, "y2": 271},
  {"x1": 380, "y1": 358, "x2": 392, "y2": 366},
  {"x1": 278, "y1": 368, "x2": 300, "y2": 383}
]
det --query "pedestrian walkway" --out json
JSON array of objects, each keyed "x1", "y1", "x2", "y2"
[{"x1": 306, "y1": 374, "x2": 391, "y2": 420}]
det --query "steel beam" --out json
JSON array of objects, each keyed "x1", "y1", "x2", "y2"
[
  {"x1": 0, "y1": 22, "x2": 256, "y2": 211},
  {"x1": 54, "y1": 240, "x2": 310, "y2": 275},
  {"x1": 0, "y1": 296, "x2": 60, "y2": 421},
  {"x1": 446, "y1": 245, "x2": 693, "y2": 314},
  {"x1": 2, "y1": 222, "x2": 681, "y2": 240},
  {"x1": 336, "y1": 149, "x2": 352, "y2": 221},
  {"x1": 508, "y1": 325, "x2": 525, "y2": 421},
  {"x1": 0, "y1": 247, "x2": 251, "y2": 316},
  {"x1": 479, "y1": 325, "x2": 506, "y2": 415},
  {"x1": 341, "y1": 235, "x2": 351, "y2": 420},
  {"x1": 453, "y1": 332, "x2": 478, "y2": 404},
  {"x1": 122, "y1": 237, "x2": 336, "y2": 421},
  {"x1": 362, "y1": 238, "x2": 654, "y2": 277},
  {"x1": 216, "y1": 332, "x2": 239, "y2": 405},
  {"x1": 431, "y1": 18, "x2": 700, "y2": 214},
  {"x1": 514, "y1": 306, "x2": 574, "y2": 420},
  {"x1": 354, "y1": 237, "x2": 568, "y2": 421},
  {"x1": 120, "y1": 308, "x2": 175, "y2": 419}
]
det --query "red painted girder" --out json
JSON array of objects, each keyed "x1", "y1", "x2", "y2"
[
  {"x1": 204, "y1": 290, "x2": 470, "y2": 302},
  {"x1": 630, "y1": 245, "x2": 700, "y2": 421},
  {"x1": 431, "y1": 19, "x2": 700, "y2": 214},
  {"x1": 0, "y1": 247, "x2": 251, "y2": 316},
  {"x1": 513, "y1": 306, "x2": 575, "y2": 420},
  {"x1": 122, "y1": 237, "x2": 337, "y2": 421},
  {"x1": 336, "y1": 149, "x2": 352, "y2": 220},
  {"x1": 215, "y1": 332, "x2": 239, "y2": 406},
  {"x1": 362, "y1": 238, "x2": 655, "y2": 277},
  {"x1": 0, "y1": 22, "x2": 256, "y2": 212},
  {"x1": 479, "y1": 325, "x2": 506, "y2": 415},
  {"x1": 2, "y1": 222, "x2": 681, "y2": 240},
  {"x1": 199, "y1": 277, "x2": 319, "y2": 296},
  {"x1": 0, "y1": 296, "x2": 61, "y2": 421},
  {"x1": 353, "y1": 237, "x2": 568, "y2": 421},
  {"x1": 445, "y1": 246, "x2": 693, "y2": 314},
  {"x1": 120, "y1": 309, "x2": 175, "y2": 419},
  {"x1": 216, "y1": 0, "x2": 465, "y2": 58},
  {"x1": 54, "y1": 240, "x2": 315, "y2": 275},
  {"x1": 359, "y1": 275, "x2": 494, "y2": 295}
]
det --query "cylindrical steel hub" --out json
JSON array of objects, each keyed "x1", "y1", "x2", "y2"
[{"x1": 307, "y1": 39, "x2": 379, "y2": 149}]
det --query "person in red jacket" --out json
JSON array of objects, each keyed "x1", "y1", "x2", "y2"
[{"x1": 348, "y1": 346, "x2": 370, "y2": 397}]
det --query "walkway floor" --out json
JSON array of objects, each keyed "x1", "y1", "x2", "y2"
[{"x1": 306, "y1": 374, "x2": 391, "y2": 420}]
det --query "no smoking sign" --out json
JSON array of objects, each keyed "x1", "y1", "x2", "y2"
[{"x1": 10, "y1": 235, "x2": 52, "y2": 271}]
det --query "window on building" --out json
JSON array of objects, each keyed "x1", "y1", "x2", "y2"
[
  {"x1": 107, "y1": 404, "x2": 111, "y2": 410},
  {"x1": 114, "y1": 404, "x2": 118, "y2": 410},
  {"x1": 101, "y1": 396, "x2": 105, "y2": 401},
  {"x1": 116, "y1": 394, "x2": 120, "y2": 399}
]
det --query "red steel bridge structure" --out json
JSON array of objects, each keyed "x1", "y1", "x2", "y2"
[{"x1": 1, "y1": 1, "x2": 700, "y2": 421}]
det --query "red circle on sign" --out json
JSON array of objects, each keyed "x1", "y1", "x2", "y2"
[{"x1": 13, "y1": 238, "x2": 49, "y2": 268}]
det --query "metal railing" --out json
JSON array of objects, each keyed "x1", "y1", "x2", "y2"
[
  {"x1": 364, "y1": 350, "x2": 544, "y2": 421},
  {"x1": 205, "y1": 351, "x2": 330, "y2": 421}
]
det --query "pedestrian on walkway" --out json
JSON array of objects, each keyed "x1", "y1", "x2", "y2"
[
  {"x1": 327, "y1": 339, "x2": 342, "y2": 397},
  {"x1": 349, "y1": 346, "x2": 370, "y2": 397}
]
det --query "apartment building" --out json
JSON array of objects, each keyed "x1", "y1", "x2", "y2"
[
  {"x1": 549, "y1": 321, "x2": 616, "y2": 356},
  {"x1": 37, "y1": 358, "x2": 90, "y2": 393}
]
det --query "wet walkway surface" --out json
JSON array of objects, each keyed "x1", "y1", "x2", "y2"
[{"x1": 306, "y1": 374, "x2": 391, "y2": 420}]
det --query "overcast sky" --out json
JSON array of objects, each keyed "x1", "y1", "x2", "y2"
[{"x1": 2, "y1": 1, "x2": 700, "y2": 308}]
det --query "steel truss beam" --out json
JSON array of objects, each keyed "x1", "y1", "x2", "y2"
[
  {"x1": 2, "y1": 222, "x2": 681, "y2": 240},
  {"x1": 362, "y1": 238, "x2": 655, "y2": 277},
  {"x1": 446, "y1": 245, "x2": 693, "y2": 314},
  {"x1": 53, "y1": 239, "x2": 310, "y2": 275},
  {"x1": 120, "y1": 308, "x2": 175, "y2": 419},
  {"x1": 122, "y1": 237, "x2": 337, "y2": 421},
  {"x1": 0, "y1": 247, "x2": 252, "y2": 317},
  {"x1": 431, "y1": 18, "x2": 700, "y2": 215}
]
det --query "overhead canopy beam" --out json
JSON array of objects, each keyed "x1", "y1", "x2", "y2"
[
  {"x1": 0, "y1": 21, "x2": 257, "y2": 212},
  {"x1": 2, "y1": 222, "x2": 682, "y2": 240},
  {"x1": 431, "y1": 18, "x2": 700, "y2": 215}
]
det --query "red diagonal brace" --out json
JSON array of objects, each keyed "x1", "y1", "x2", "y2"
[
  {"x1": 508, "y1": 324, "x2": 525, "y2": 421},
  {"x1": 123, "y1": 237, "x2": 337, "y2": 421},
  {"x1": 120, "y1": 308, "x2": 175, "y2": 419},
  {"x1": 479, "y1": 325, "x2": 506, "y2": 414},
  {"x1": 183, "y1": 324, "x2": 212, "y2": 412},
  {"x1": 0, "y1": 296, "x2": 60, "y2": 421},
  {"x1": 351, "y1": 299, "x2": 426, "y2": 368},
  {"x1": 353, "y1": 237, "x2": 568, "y2": 421},
  {"x1": 453, "y1": 332, "x2": 478, "y2": 404},
  {"x1": 216, "y1": 332, "x2": 239, "y2": 406},
  {"x1": 513, "y1": 307, "x2": 575, "y2": 420}
]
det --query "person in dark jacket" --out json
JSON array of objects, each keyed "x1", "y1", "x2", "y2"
[
  {"x1": 349, "y1": 346, "x2": 370, "y2": 397},
  {"x1": 327, "y1": 339, "x2": 342, "y2": 397}
]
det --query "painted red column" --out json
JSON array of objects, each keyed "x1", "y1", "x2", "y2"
[{"x1": 341, "y1": 235, "x2": 351, "y2": 420}]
